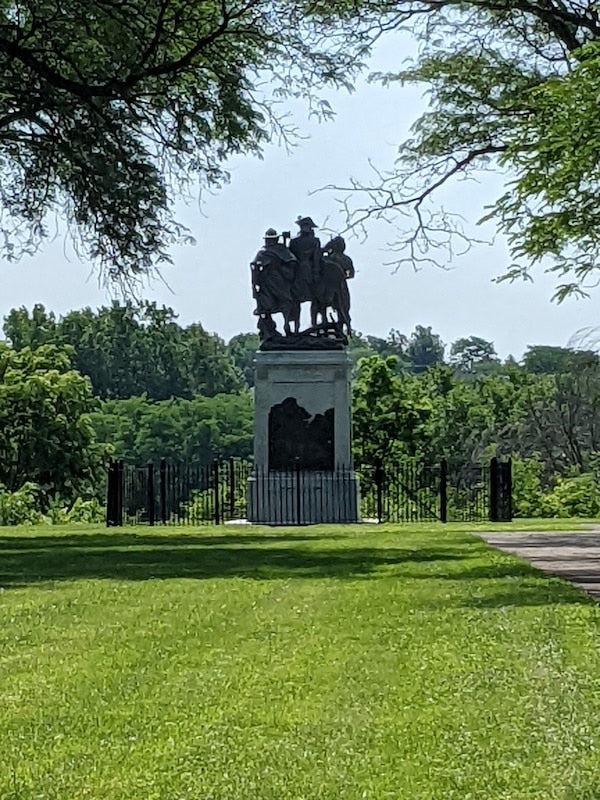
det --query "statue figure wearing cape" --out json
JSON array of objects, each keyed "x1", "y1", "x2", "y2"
[{"x1": 251, "y1": 229, "x2": 299, "y2": 336}]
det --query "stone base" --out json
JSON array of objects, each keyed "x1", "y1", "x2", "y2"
[
  {"x1": 247, "y1": 469, "x2": 360, "y2": 525},
  {"x1": 253, "y1": 350, "x2": 353, "y2": 471}
]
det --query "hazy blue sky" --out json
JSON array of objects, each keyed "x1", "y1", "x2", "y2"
[{"x1": 1, "y1": 34, "x2": 597, "y2": 359}]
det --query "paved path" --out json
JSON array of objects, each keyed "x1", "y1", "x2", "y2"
[{"x1": 479, "y1": 531, "x2": 600, "y2": 600}]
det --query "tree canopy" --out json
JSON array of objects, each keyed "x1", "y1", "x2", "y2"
[
  {"x1": 0, "y1": 343, "x2": 106, "y2": 500},
  {"x1": 333, "y1": 0, "x2": 600, "y2": 300},
  {"x1": 5, "y1": 1, "x2": 600, "y2": 297},
  {"x1": 449, "y1": 336, "x2": 500, "y2": 375},
  {"x1": 90, "y1": 392, "x2": 253, "y2": 465},
  {"x1": 0, "y1": 0, "x2": 378, "y2": 281},
  {"x1": 351, "y1": 349, "x2": 600, "y2": 517},
  {"x1": 227, "y1": 332, "x2": 260, "y2": 388},
  {"x1": 522, "y1": 344, "x2": 599, "y2": 374},
  {"x1": 3, "y1": 301, "x2": 243, "y2": 398},
  {"x1": 406, "y1": 325, "x2": 445, "y2": 372}
]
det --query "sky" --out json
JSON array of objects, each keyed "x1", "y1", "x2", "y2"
[{"x1": 1, "y1": 33, "x2": 597, "y2": 361}]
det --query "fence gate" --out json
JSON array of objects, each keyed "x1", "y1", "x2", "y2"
[
  {"x1": 356, "y1": 457, "x2": 512, "y2": 524},
  {"x1": 357, "y1": 460, "x2": 443, "y2": 522}
]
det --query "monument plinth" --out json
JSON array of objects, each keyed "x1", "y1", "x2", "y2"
[{"x1": 246, "y1": 216, "x2": 360, "y2": 524}]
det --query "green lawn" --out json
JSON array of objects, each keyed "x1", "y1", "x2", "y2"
[{"x1": 1, "y1": 522, "x2": 599, "y2": 799}]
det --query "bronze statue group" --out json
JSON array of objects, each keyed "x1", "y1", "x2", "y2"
[{"x1": 250, "y1": 216, "x2": 354, "y2": 343}]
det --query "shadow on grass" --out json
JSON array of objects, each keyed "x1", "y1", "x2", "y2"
[
  {"x1": 0, "y1": 532, "x2": 467, "y2": 585},
  {"x1": 0, "y1": 531, "x2": 595, "y2": 606},
  {"x1": 0, "y1": 532, "x2": 335, "y2": 550}
]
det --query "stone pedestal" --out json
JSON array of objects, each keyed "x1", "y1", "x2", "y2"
[{"x1": 247, "y1": 350, "x2": 360, "y2": 524}]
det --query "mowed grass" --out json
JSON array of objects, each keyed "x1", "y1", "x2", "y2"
[{"x1": 1, "y1": 523, "x2": 600, "y2": 799}]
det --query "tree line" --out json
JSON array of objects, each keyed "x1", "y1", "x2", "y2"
[{"x1": 2, "y1": 301, "x2": 600, "y2": 520}]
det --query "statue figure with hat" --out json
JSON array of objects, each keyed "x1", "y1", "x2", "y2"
[
  {"x1": 250, "y1": 228, "x2": 300, "y2": 337},
  {"x1": 289, "y1": 216, "x2": 321, "y2": 309},
  {"x1": 311, "y1": 235, "x2": 354, "y2": 335}
]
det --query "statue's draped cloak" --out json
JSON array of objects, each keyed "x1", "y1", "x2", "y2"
[{"x1": 252, "y1": 243, "x2": 297, "y2": 315}]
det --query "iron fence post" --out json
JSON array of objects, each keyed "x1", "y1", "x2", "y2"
[
  {"x1": 489, "y1": 456, "x2": 499, "y2": 522},
  {"x1": 213, "y1": 459, "x2": 221, "y2": 525},
  {"x1": 147, "y1": 462, "x2": 155, "y2": 526},
  {"x1": 229, "y1": 457, "x2": 236, "y2": 520},
  {"x1": 116, "y1": 460, "x2": 124, "y2": 526},
  {"x1": 440, "y1": 459, "x2": 448, "y2": 523},
  {"x1": 499, "y1": 458, "x2": 513, "y2": 522},
  {"x1": 506, "y1": 458, "x2": 513, "y2": 522},
  {"x1": 160, "y1": 459, "x2": 167, "y2": 524},
  {"x1": 375, "y1": 458, "x2": 384, "y2": 523}
]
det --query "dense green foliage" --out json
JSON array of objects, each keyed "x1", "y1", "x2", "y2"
[
  {"x1": 496, "y1": 41, "x2": 600, "y2": 299},
  {"x1": 1, "y1": 524, "x2": 599, "y2": 797},
  {"x1": 0, "y1": 0, "x2": 378, "y2": 279},
  {"x1": 333, "y1": 0, "x2": 600, "y2": 299},
  {"x1": 522, "y1": 345, "x2": 598, "y2": 375},
  {"x1": 0, "y1": 483, "x2": 43, "y2": 525},
  {"x1": 0, "y1": 343, "x2": 107, "y2": 504},
  {"x1": 90, "y1": 393, "x2": 253, "y2": 464},
  {"x1": 227, "y1": 332, "x2": 261, "y2": 388},
  {"x1": 0, "y1": 485, "x2": 104, "y2": 525},
  {"x1": 4, "y1": 302, "x2": 242, "y2": 398},
  {"x1": 353, "y1": 356, "x2": 432, "y2": 464}
]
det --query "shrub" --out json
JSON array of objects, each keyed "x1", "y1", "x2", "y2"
[
  {"x1": 65, "y1": 497, "x2": 105, "y2": 524},
  {"x1": 44, "y1": 496, "x2": 106, "y2": 525},
  {"x1": 511, "y1": 456, "x2": 544, "y2": 517},
  {"x1": 538, "y1": 473, "x2": 600, "y2": 518},
  {"x1": 0, "y1": 485, "x2": 105, "y2": 526},
  {"x1": 0, "y1": 483, "x2": 43, "y2": 525}
]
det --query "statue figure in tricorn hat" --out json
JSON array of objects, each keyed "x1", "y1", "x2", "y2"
[{"x1": 289, "y1": 215, "x2": 321, "y2": 305}]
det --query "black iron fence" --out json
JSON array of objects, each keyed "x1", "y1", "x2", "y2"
[
  {"x1": 358, "y1": 460, "x2": 442, "y2": 523},
  {"x1": 357, "y1": 457, "x2": 512, "y2": 524},
  {"x1": 107, "y1": 458, "x2": 252, "y2": 526},
  {"x1": 107, "y1": 456, "x2": 512, "y2": 526}
]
